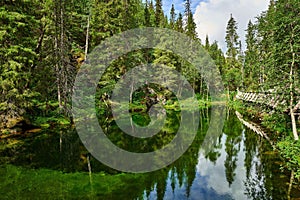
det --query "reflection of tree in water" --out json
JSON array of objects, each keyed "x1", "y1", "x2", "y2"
[
  {"x1": 244, "y1": 128, "x2": 257, "y2": 179},
  {"x1": 223, "y1": 110, "x2": 243, "y2": 186},
  {"x1": 205, "y1": 134, "x2": 222, "y2": 164},
  {"x1": 201, "y1": 106, "x2": 225, "y2": 165},
  {"x1": 243, "y1": 128, "x2": 287, "y2": 199},
  {"x1": 1, "y1": 109, "x2": 296, "y2": 199},
  {"x1": 141, "y1": 110, "x2": 207, "y2": 200}
]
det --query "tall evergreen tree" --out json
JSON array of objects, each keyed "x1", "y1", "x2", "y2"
[
  {"x1": 144, "y1": 1, "x2": 151, "y2": 26},
  {"x1": 169, "y1": 4, "x2": 176, "y2": 29},
  {"x1": 256, "y1": 0, "x2": 276, "y2": 86},
  {"x1": 90, "y1": 0, "x2": 124, "y2": 47},
  {"x1": 208, "y1": 41, "x2": 226, "y2": 76},
  {"x1": 0, "y1": 0, "x2": 40, "y2": 119},
  {"x1": 244, "y1": 20, "x2": 259, "y2": 89},
  {"x1": 224, "y1": 14, "x2": 242, "y2": 91},
  {"x1": 154, "y1": 0, "x2": 163, "y2": 27},
  {"x1": 204, "y1": 35, "x2": 210, "y2": 50},
  {"x1": 270, "y1": 0, "x2": 300, "y2": 140},
  {"x1": 184, "y1": 0, "x2": 197, "y2": 39},
  {"x1": 225, "y1": 14, "x2": 239, "y2": 60},
  {"x1": 175, "y1": 13, "x2": 184, "y2": 33}
]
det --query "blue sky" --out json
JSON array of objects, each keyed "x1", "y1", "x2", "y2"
[
  {"x1": 146, "y1": 0, "x2": 269, "y2": 52},
  {"x1": 162, "y1": 0, "x2": 204, "y2": 15}
]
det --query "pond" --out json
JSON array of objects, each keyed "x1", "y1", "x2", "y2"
[{"x1": 0, "y1": 108, "x2": 299, "y2": 199}]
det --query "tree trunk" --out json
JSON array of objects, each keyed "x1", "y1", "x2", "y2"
[
  {"x1": 54, "y1": 0, "x2": 63, "y2": 110},
  {"x1": 60, "y1": 0, "x2": 68, "y2": 113},
  {"x1": 84, "y1": 8, "x2": 91, "y2": 61},
  {"x1": 87, "y1": 155, "x2": 93, "y2": 184},
  {"x1": 290, "y1": 82, "x2": 298, "y2": 141},
  {"x1": 289, "y1": 27, "x2": 299, "y2": 141},
  {"x1": 287, "y1": 170, "x2": 294, "y2": 200}
]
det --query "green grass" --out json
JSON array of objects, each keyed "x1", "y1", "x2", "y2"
[{"x1": 0, "y1": 164, "x2": 147, "y2": 200}]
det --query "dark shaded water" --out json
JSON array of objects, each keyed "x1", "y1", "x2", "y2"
[{"x1": 0, "y1": 108, "x2": 298, "y2": 199}]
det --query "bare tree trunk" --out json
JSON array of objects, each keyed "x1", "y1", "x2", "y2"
[
  {"x1": 60, "y1": 0, "x2": 68, "y2": 113},
  {"x1": 129, "y1": 79, "x2": 134, "y2": 104},
  {"x1": 289, "y1": 28, "x2": 299, "y2": 141},
  {"x1": 59, "y1": 131, "x2": 62, "y2": 152},
  {"x1": 206, "y1": 84, "x2": 209, "y2": 103},
  {"x1": 287, "y1": 170, "x2": 294, "y2": 200},
  {"x1": 290, "y1": 76, "x2": 298, "y2": 141},
  {"x1": 84, "y1": 8, "x2": 91, "y2": 61},
  {"x1": 241, "y1": 64, "x2": 244, "y2": 88},
  {"x1": 87, "y1": 155, "x2": 93, "y2": 184},
  {"x1": 54, "y1": 0, "x2": 63, "y2": 110},
  {"x1": 199, "y1": 77, "x2": 202, "y2": 97}
]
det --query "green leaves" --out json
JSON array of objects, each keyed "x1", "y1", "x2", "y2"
[{"x1": 278, "y1": 138, "x2": 300, "y2": 178}]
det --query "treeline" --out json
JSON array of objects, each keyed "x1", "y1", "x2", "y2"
[
  {"x1": 236, "y1": 0, "x2": 300, "y2": 179},
  {"x1": 1, "y1": 0, "x2": 299, "y2": 126},
  {"x1": 243, "y1": 0, "x2": 300, "y2": 140},
  {"x1": 229, "y1": 0, "x2": 300, "y2": 107},
  {"x1": 216, "y1": 0, "x2": 300, "y2": 140},
  {"x1": 0, "y1": 0, "x2": 226, "y2": 126}
]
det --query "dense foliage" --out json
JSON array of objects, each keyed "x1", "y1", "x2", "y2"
[
  {"x1": 0, "y1": 0, "x2": 226, "y2": 128},
  {"x1": 0, "y1": 0, "x2": 299, "y2": 190}
]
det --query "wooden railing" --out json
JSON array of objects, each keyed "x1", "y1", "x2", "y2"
[
  {"x1": 236, "y1": 90, "x2": 300, "y2": 112},
  {"x1": 236, "y1": 90, "x2": 300, "y2": 140}
]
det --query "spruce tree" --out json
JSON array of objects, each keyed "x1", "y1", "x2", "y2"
[
  {"x1": 184, "y1": 0, "x2": 197, "y2": 39},
  {"x1": 244, "y1": 20, "x2": 259, "y2": 89},
  {"x1": 0, "y1": 0, "x2": 40, "y2": 120},
  {"x1": 205, "y1": 35, "x2": 210, "y2": 50},
  {"x1": 144, "y1": 1, "x2": 151, "y2": 26},
  {"x1": 170, "y1": 4, "x2": 176, "y2": 29},
  {"x1": 224, "y1": 14, "x2": 242, "y2": 91},
  {"x1": 225, "y1": 14, "x2": 239, "y2": 60},
  {"x1": 154, "y1": 0, "x2": 163, "y2": 27},
  {"x1": 175, "y1": 13, "x2": 184, "y2": 33}
]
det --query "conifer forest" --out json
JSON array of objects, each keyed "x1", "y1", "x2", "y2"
[{"x1": 0, "y1": 0, "x2": 300, "y2": 199}]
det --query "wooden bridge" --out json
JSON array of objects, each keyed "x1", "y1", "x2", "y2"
[{"x1": 236, "y1": 90, "x2": 300, "y2": 140}]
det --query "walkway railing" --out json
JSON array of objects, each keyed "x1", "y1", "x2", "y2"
[
  {"x1": 236, "y1": 90, "x2": 300, "y2": 140},
  {"x1": 236, "y1": 90, "x2": 297, "y2": 111}
]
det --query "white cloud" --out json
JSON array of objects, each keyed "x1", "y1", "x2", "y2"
[{"x1": 194, "y1": 0, "x2": 269, "y2": 52}]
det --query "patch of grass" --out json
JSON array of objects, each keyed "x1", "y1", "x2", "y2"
[
  {"x1": 33, "y1": 115, "x2": 71, "y2": 128},
  {"x1": 0, "y1": 165, "x2": 147, "y2": 199}
]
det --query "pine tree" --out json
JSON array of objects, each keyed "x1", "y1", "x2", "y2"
[
  {"x1": 208, "y1": 41, "x2": 226, "y2": 75},
  {"x1": 170, "y1": 4, "x2": 176, "y2": 29},
  {"x1": 184, "y1": 0, "x2": 197, "y2": 39},
  {"x1": 0, "y1": 0, "x2": 40, "y2": 120},
  {"x1": 270, "y1": 0, "x2": 300, "y2": 140},
  {"x1": 244, "y1": 20, "x2": 259, "y2": 89},
  {"x1": 224, "y1": 14, "x2": 242, "y2": 91},
  {"x1": 225, "y1": 14, "x2": 239, "y2": 60},
  {"x1": 144, "y1": 1, "x2": 151, "y2": 26},
  {"x1": 154, "y1": 0, "x2": 163, "y2": 27},
  {"x1": 147, "y1": 0, "x2": 156, "y2": 26},
  {"x1": 90, "y1": 0, "x2": 124, "y2": 47},
  {"x1": 204, "y1": 35, "x2": 210, "y2": 50},
  {"x1": 175, "y1": 13, "x2": 184, "y2": 33},
  {"x1": 256, "y1": 0, "x2": 276, "y2": 87}
]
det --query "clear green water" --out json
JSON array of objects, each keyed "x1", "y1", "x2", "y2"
[{"x1": 0, "y1": 109, "x2": 298, "y2": 199}]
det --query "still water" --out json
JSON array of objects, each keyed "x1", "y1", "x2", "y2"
[{"x1": 0, "y1": 108, "x2": 298, "y2": 199}]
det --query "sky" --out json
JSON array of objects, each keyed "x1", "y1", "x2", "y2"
[
  {"x1": 162, "y1": 0, "x2": 201, "y2": 16},
  {"x1": 161, "y1": 0, "x2": 270, "y2": 52}
]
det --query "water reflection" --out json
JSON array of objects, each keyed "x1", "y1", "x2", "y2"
[
  {"x1": 0, "y1": 109, "x2": 297, "y2": 199},
  {"x1": 138, "y1": 110, "x2": 291, "y2": 199}
]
